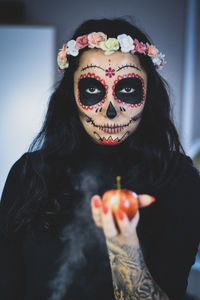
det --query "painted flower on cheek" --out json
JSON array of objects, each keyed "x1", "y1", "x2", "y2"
[
  {"x1": 57, "y1": 44, "x2": 69, "y2": 69},
  {"x1": 75, "y1": 35, "x2": 89, "y2": 50},
  {"x1": 88, "y1": 32, "x2": 107, "y2": 48},
  {"x1": 146, "y1": 44, "x2": 158, "y2": 57},
  {"x1": 117, "y1": 34, "x2": 135, "y2": 53},
  {"x1": 67, "y1": 40, "x2": 79, "y2": 56},
  {"x1": 133, "y1": 39, "x2": 147, "y2": 54},
  {"x1": 100, "y1": 38, "x2": 120, "y2": 55}
]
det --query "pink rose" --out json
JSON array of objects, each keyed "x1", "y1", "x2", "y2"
[
  {"x1": 88, "y1": 32, "x2": 107, "y2": 48},
  {"x1": 146, "y1": 45, "x2": 158, "y2": 57},
  {"x1": 57, "y1": 43, "x2": 69, "y2": 70},
  {"x1": 58, "y1": 44, "x2": 67, "y2": 61},
  {"x1": 75, "y1": 35, "x2": 89, "y2": 50},
  {"x1": 134, "y1": 39, "x2": 147, "y2": 53}
]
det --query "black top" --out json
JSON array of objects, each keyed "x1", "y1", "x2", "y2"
[{"x1": 0, "y1": 141, "x2": 200, "y2": 300}]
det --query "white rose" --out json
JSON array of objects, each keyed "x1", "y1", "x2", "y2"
[
  {"x1": 151, "y1": 56, "x2": 161, "y2": 66},
  {"x1": 152, "y1": 52, "x2": 166, "y2": 69},
  {"x1": 158, "y1": 52, "x2": 166, "y2": 63},
  {"x1": 117, "y1": 34, "x2": 134, "y2": 53},
  {"x1": 67, "y1": 40, "x2": 79, "y2": 56}
]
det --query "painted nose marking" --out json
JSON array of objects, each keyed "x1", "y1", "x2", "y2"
[{"x1": 106, "y1": 102, "x2": 117, "y2": 119}]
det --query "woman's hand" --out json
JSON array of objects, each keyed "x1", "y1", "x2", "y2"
[
  {"x1": 91, "y1": 194, "x2": 169, "y2": 300},
  {"x1": 91, "y1": 194, "x2": 155, "y2": 244}
]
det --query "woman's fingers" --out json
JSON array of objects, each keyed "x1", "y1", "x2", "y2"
[
  {"x1": 101, "y1": 202, "x2": 118, "y2": 238},
  {"x1": 91, "y1": 195, "x2": 102, "y2": 227},
  {"x1": 115, "y1": 210, "x2": 140, "y2": 237},
  {"x1": 137, "y1": 194, "x2": 155, "y2": 208},
  {"x1": 91, "y1": 195, "x2": 118, "y2": 237},
  {"x1": 91, "y1": 193, "x2": 155, "y2": 238}
]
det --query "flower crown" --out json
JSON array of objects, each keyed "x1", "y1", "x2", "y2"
[{"x1": 57, "y1": 32, "x2": 166, "y2": 73}]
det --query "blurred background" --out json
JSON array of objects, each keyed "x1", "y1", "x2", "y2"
[{"x1": 0, "y1": 0, "x2": 199, "y2": 298}]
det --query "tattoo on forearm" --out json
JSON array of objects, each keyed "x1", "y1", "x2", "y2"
[{"x1": 106, "y1": 238, "x2": 169, "y2": 300}]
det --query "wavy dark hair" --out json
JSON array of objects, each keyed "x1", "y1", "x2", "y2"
[{"x1": 5, "y1": 18, "x2": 186, "y2": 236}]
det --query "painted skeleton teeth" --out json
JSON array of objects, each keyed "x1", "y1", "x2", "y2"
[{"x1": 99, "y1": 124, "x2": 125, "y2": 133}]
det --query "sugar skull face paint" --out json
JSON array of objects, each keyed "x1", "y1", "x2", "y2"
[
  {"x1": 74, "y1": 49, "x2": 147, "y2": 145},
  {"x1": 105, "y1": 67, "x2": 115, "y2": 78},
  {"x1": 113, "y1": 73, "x2": 145, "y2": 107},
  {"x1": 78, "y1": 73, "x2": 108, "y2": 110}
]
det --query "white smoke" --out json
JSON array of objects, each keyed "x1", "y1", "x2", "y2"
[{"x1": 49, "y1": 166, "x2": 106, "y2": 300}]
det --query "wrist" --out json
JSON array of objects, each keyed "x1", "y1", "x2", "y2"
[{"x1": 106, "y1": 229, "x2": 139, "y2": 248}]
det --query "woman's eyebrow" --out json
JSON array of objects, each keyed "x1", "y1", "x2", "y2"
[
  {"x1": 116, "y1": 64, "x2": 141, "y2": 72},
  {"x1": 81, "y1": 64, "x2": 105, "y2": 72}
]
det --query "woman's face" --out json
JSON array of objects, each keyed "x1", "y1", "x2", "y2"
[{"x1": 74, "y1": 49, "x2": 147, "y2": 145}]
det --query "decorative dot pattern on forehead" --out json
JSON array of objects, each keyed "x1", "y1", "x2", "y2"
[
  {"x1": 112, "y1": 73, "x2": 146, "y2": 108},
  {"x1": 78, "y1": 73, "x2": 108, "y2": 110}
]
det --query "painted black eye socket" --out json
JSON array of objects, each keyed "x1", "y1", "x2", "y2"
[
  {"x1": 114, "y1": 77, "x2": 144, "y2": 104},
  {"x1": 78, "y1": 77, "x2": 106, "y2": 106}
]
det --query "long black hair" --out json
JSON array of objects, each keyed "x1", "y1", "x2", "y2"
[{"x1": 4, "y1": 18, "x2": 186, "y2": 236}]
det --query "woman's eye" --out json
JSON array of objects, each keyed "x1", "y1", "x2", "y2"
[
  {"x1": 86, "y1": 87, "x2": 101, "y2": 94},
  {"x1": 120, "y1": 87, "x2": 135, "y2": 93}
]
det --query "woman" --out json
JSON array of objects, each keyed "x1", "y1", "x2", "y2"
[{"x1": 0, "y1": 18, "x2": 199, "y2": 300}]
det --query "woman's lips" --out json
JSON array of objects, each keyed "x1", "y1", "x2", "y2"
[{"x1": 99, "y1": 124, "x2": 125, "y2": 134}]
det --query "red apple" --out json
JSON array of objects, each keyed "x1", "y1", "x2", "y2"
[{"x1": 102, "y1": 177, "x2": 138, "y2": 220}]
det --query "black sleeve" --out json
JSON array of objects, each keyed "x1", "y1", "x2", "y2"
[
  {"x1": 0, "y1": 153, "x2": 28, "y2": 300},
  {"x1": 147, "y1": 157, "x2": 200, "y2": 300}
]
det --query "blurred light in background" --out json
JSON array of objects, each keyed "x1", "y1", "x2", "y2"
[
  {"x1": 181, "y1": 0, "x2": 197, "y2": 156},
  {"x1": 0, "y1": 25, "x2": 55, "y2": 196}
]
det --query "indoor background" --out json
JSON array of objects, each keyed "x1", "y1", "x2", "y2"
[{"x1": 0, "y1": 0, "x2": 199, "y2": 298}]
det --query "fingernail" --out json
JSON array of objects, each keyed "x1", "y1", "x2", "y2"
[
  {"x1": 144, "y1": 195, "x2": 156, "y2": 205},
  {"x1": 102, "y1": 202, "x2": 109, "y2": 214},
  {"x1": 150, "y1": 196, "x2": 156, "y2": 203},
  {"x1": 93, "y1": 197, "x2": 101, "y2": 208},
  {"x1": 117, "y1": 210, "x2": 124, "y2": 221}
]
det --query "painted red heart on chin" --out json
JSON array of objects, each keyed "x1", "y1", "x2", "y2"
[{"x1": 100, "y1": 136, "x2": 120, "y2": 145}]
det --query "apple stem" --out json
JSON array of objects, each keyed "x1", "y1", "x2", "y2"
[{"x1": 116, "y1": 176, "x2": 121, "y2": 190}]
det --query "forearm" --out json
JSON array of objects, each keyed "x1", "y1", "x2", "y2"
[{"x1": 106, "y1": 235, "x2": 169, "y2": 300}]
